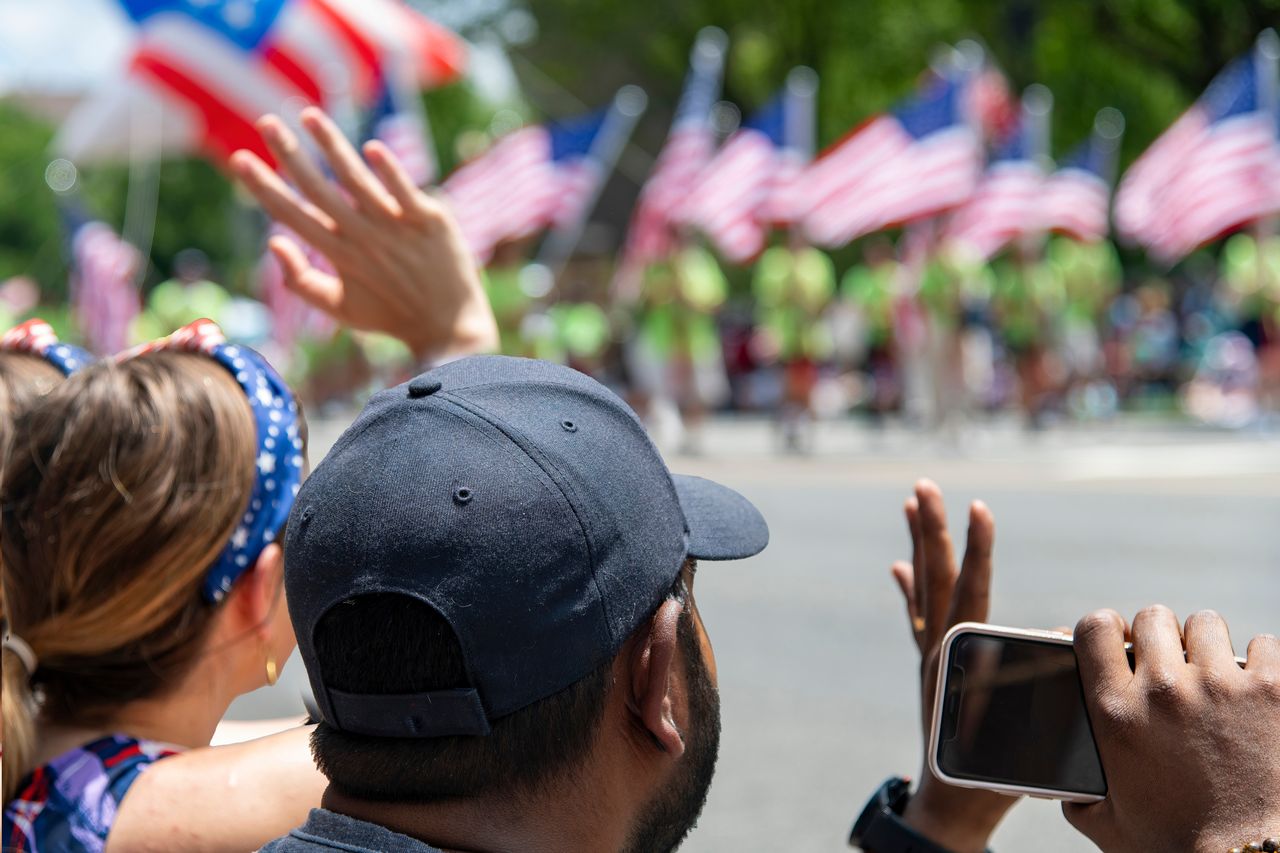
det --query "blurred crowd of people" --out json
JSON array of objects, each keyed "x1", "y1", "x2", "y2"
[
  {"x1": 4, "y1": 229, "x2": 1277, "y2": 444},
  {"x1": 478, "y1": 229, "x2": 1280, "y2": 446}
]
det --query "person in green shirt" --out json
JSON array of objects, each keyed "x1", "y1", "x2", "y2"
[
  {"x1": 991, "y1": 247, "x2": 1067, "y2": 428},
  {"x1": 753, "y1": 241, "x2": 835, "y2": 450},
  {"x1": 838, "y1": 239, "x2": 901, "y2": 420},
  {"x1": 1046, "y1": 237, "x2": 1122, "y2": 418},
  {"x1": 630, "y1": 245, "x2": 729, "y2": 452}
]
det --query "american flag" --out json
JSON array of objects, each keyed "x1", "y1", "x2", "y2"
[
  {"x1": 442, "y1": 110, "x2": 611, "y2": 265},
  {"x1": 683, "y1": 93, "x2": 790, "y2": 264},
  {"x1": 59, "y1": 0, "x2": 464, "y2": 167},
  {"x1": 619, "y1": 28, "x2": 727, "y2": 267},
  {"x1": 799, "y1": 74, "x2": 981, "y2": 248},
  {"x1": 943, "y1": 116, "x2": 1044, "y2": 260},
  {"x1": 66, "y1": 217, "x2": 143, "y2": 355},
  {"x1": 1039, "y1": 134, "x2": 1113, "y2": 243},
  {"x1": 366, "y1": 77, "x2": 437, "y2": 187},
  {"x1": 1115, "y1": 39, "x2": 1280, "y2": 263}
]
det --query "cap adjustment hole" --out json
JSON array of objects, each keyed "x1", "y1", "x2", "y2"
[
  {"x1": 454, "y1": 487, "x2": 474, "y2": 505},
  {"x1": 560, "y1": 419, "x2": 578, "y2": 432}
]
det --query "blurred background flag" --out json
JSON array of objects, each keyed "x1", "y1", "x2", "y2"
[
  {"x1": 365, "y1": 74, "x2": 437, "y2": 187},
  {"x1": 442, "y1": 126, "x2": 555, "y2": 264},
  {"x1": 442, "y1": 106, "x2": 616, "y2": 265},
  {"x1": 538, "y1": 86, "x2": 649, "y2": 277},
  {"x1": 799, "y1": 71, "x2": 982, "y2": 248},
  {"x1": 1115, "y1": 30, "x2": 1280, "y2": 264},
  {"x1": 1039, "y1": 108, "x2": 1124, "y2": 243},
  {"x1": 682, "y1": 92, "x2": 788, "y2": 264},
  {"x1": 61, "y1": 207, "x2": 143, "y2": 355},
  {"x1": 546, "y1": 108, "x2": 614, "y2": 229},
  {"x1": 618, "y1": 26, "x2": 728, "y2": 268},
  {"x1": 683, "y1": 66, "x2": 818, "y2": 264},
  {"x1": 55, "y1": 0, "x2": 465, "y2": 167},
  {"x1": 763, "y1": 66, "x2": 820, "y2": 226},
  {"x1": 942, "y1": 85, "x2": 1049, "y2": 260}
]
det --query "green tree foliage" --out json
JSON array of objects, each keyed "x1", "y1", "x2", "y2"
[
  {"x1": 0, "y1": 101, "x2": 239, "y2": 300},
  {"x1": 519, "y1": 0, "x2": 1279, "y2": 165},
  {"x1": 0, "y1": 103, "x2": 65, "y2": 291}
]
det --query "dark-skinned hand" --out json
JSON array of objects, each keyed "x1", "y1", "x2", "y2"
[
  {"x1": 887, "y1": 479, "x2": 1019, "y2": 853},
  {"x1": 1066, "y1": 606, "x2": 1280, "y2": 852}
]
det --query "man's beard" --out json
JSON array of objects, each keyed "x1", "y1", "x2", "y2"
[{"x1": 622, "y1": 608, "x2": 722, "y2": 853}]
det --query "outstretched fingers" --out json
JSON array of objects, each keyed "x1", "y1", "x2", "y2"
[
  {"x1": 891, "y1": 560, "x2": 925, "y2": 652},
  {"x1": 904, "y1": 496, "x2": 925, "y2": 631},
  {"x1": 364, "y1": 139, "x2": 443, "y2": 227},
  {"x1": 257, "y1": 114, "x2": 362, "y2": 235},
  {"x1": 949, "y1": 500, "x2": 995, "y2": 626},
  {"x1": 230, "y1": 149, "x2": 341, "y2": 256},
  {"x1": 300, "y1": 108, "x2": 401, "y2": 220},
  {"x1": 268, "y1": 235, "x2": 343, "y2": 316},
  {"x1": 915, "y1": 479, "x2": 958, "y2": 648}
]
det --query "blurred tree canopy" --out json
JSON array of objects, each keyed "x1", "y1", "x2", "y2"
[
  {"x1": 516, "y1": 0, "x2": 1279, "y2": 165},
  {"x1": 0, "y1": 101, "x2": 239, "y2": 297},
  {"x1": 1, "y1": 0, "x2": 1277, "y2": 297}
]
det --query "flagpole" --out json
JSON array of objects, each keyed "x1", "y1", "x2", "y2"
[
  {"x1": 1093, "y1": 107, "x2": 1126, "y2": 187},
  {"x1": 613, "y1": 27, "x2": 727, "y2": 300},
  {"x1": 1019, "y1": 83, "x2": 1053, "y2": 257},
  {"x1": 1254, "y1": 29, "x2": 1279, "y2": 290},
  {"x1": 121, "y1": 89, "x2": 161, "y2": 291},
  {"x1": 536, "y1": 85, "x2": 649, "y2": 279},
  {"x1": 784, "y1": 67, "x2": 818, "y2": 159}
]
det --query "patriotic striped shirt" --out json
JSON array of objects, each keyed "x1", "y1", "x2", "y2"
[{"x1": 3, "y1": 735, "x2": 180, "y2": 852}]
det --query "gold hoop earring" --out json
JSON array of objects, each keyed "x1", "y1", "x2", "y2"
[{"x1": 265, "y1": 651, "x2": 279, "y2": 686}]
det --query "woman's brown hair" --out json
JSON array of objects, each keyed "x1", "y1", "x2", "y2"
[
  {"x1": 0, "y1": 352, "x2": 68, "y2": 618},
  {"x1": 0, "y1": 351, "x2": 288, "y2": 801},
  {"x1": 0, "y1": 353, "x2": 64, "y2": 463}
]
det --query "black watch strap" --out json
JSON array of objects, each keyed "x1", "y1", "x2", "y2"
[{"x1": 849, "y1": 777, "x2": 988, "y2": 853}]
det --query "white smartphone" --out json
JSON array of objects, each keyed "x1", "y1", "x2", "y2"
[{"x1": 928, "y1": 623, "x2": 1108, "y2": 803}]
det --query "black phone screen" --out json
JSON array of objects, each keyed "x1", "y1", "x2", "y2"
[{"x1": 936, "y1": 632, "x2": 1106, "y2": 797}]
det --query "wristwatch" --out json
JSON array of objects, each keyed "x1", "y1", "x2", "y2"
[{"x1": 849, "y1": 776, "x2": 991, "y2": 853}]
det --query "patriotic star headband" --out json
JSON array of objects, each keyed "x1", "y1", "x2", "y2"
[
  {"x1": 122, "y1": 320, "x2": 304, "y2": 603},
  {"x1": 1, "y1": 319, "x2": 94, "y2": 375}
]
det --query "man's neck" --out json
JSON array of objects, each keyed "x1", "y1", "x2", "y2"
[{"x1": 320, "y1": 777, "x2": 629, "y2": 853}]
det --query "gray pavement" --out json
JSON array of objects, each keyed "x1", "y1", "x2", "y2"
[{"x1": 228, "y1": 416, "x2": 1280, "y2": 852}]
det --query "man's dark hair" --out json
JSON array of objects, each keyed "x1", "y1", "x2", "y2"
[{"x1": 309, "y1": 563, "x2": 691, "y2": 802}]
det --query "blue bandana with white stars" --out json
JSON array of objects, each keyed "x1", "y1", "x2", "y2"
[{"x1": 123, "y1": 319, "x2": 304, "y2": 603}]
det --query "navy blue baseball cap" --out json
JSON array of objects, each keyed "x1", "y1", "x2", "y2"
[{"x1": 285, "y1": 355, "x2": 768, "y2": 739}]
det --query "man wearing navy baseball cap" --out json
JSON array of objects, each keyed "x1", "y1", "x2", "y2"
[{"x1": 262, "y1": 355, "x2": 769, "y2": 853}]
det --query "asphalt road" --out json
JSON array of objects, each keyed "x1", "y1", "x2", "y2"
[{"x1": 228, "y1": 416, "x2": 1280, "y2": 852}]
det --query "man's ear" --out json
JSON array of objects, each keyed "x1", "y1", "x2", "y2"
[
  {"x1": 226, "y1": 543, "x2": 285, "y2": 642},
  {"x1": 626, "y1": 597, "x2": 685, "y2": 759}
]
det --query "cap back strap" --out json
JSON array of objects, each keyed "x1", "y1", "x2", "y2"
[{"x1": 325, "y1": 687, "x2": 493, "y2": 738}]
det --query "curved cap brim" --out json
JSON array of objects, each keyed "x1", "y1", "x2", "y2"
[{"x1": 672, "y1": 474, "x2": 770, "y2": 561}]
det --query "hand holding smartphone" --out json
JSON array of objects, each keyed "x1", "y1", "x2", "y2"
[{"x1": 929, "y1": 622, "x2": 1248, "y2": 803}]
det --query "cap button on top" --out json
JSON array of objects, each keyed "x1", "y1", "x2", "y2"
[{"x1": 408, "y1": 378, "x2": 443, "y2": 398}]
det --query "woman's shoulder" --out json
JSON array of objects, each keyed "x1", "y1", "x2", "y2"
[{"x1": 4, "y1": 734, "x2": 180, "y2": 853}]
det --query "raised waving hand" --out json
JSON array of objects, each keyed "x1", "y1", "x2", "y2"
[{"x1": 230, "y1": 107, "x2": 498, "y2": 364}]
